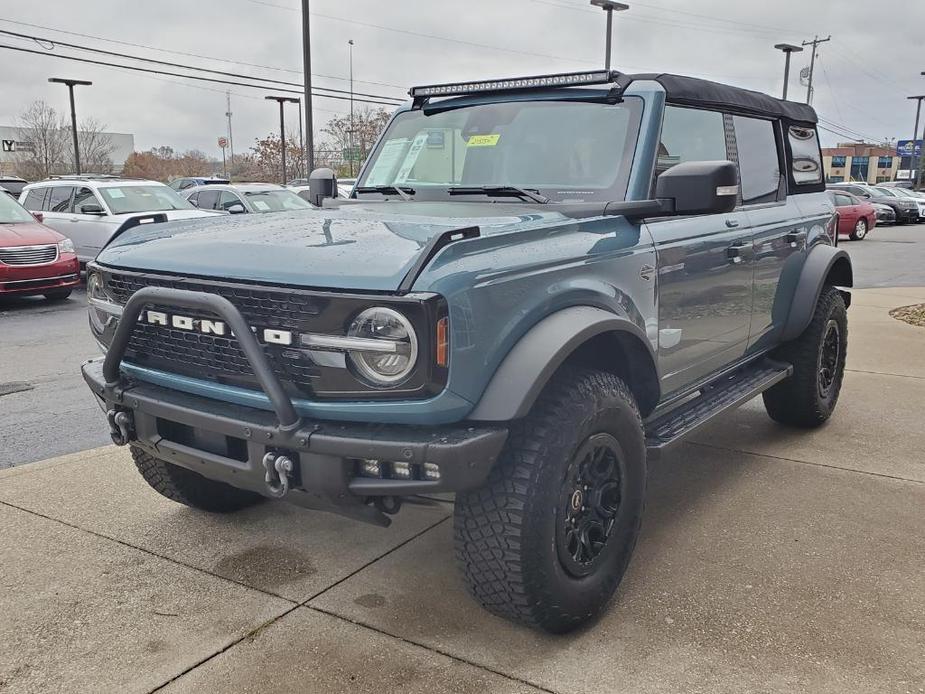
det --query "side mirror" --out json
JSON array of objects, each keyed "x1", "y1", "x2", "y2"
[
  {"x1": 308, "y1": 167, "x2": 338, "y2": 207},
  {"x1": 32, "y1": 212, "x2": 44, "y2": 223},
  {"x1": 227, "y1": 203, "x2": 246, "y2": 214},
  {"x1": 81, "y1": 203, "x2": 105, "y2": 215},
  {"x1": 656, "y1": 160, "x2": 738, "y2": 216}
]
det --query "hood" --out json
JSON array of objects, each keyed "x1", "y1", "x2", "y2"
[
  {"x1": 0, "y1": 221, "x2": 63, "y2": 247},
  {"x1": 96, "y1": 202, "x2": 573, "y2": 291}
]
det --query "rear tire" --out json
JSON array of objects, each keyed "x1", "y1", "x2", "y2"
[
  {"x1": 43, "y1": 289, "x2": 72, "y2": 301},
  {"x1": 454, "y1": 368, "x2": 646, "y2": 633},
  {"x1": 131, "y1": 445, "x2": 263, "y2": 513},
  {"x1": 763, "y1": 285, "x2": 847, "y2": 428},
  {"x1": 849, "y1": 218, "x2": 867, "y2": 241}
]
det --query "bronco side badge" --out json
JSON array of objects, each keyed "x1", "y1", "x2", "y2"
[{"x1": 639, "y1": 264, "x2": 655, "y2": 281}]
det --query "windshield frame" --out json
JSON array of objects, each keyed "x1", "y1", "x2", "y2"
[
  {"x1": 98, "y1": 184, "x2": 195, "y2": 215},
  {"x1": 355, "y1": 94, "x2": 644, "y2": 204}
]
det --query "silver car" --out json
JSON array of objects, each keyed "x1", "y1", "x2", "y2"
[
  {"x1": 19, "y1": 176, "x2": 222, "y2": 264},
  {"x1": 183, "y1": 183, "x2": 314, "y2": 214}
]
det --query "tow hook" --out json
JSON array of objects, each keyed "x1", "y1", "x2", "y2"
[
  {"x1": 107, "y1": 409, "x2": 134, "y2": 446},
  {"x1": 262, "y1": 452, "x2": 294, "y2": 498}
]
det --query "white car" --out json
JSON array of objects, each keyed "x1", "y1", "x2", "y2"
[
  {"x1": 183, "y1": 182, "x2": 315, "y2": 214},
  {"x1": 19, "y1": 176, "x2": 223, "y2": 264},
  {"x1": 289, "y1": 178, "x2": 356, "y2": 205}
]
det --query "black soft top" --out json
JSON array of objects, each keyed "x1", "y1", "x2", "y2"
[{"x1": 625, "y1": 72, "x2": 818, "y2": 124}]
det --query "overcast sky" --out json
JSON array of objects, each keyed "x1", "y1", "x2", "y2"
[{"x1": 1, "y1": 0, "x2": 922, "y2": 156}]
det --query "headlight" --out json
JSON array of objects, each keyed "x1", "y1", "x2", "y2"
[
  {"x1": 57, "y1": 238, "x2": 75, "y2": 254},
  {"x1": 345, "y1": 307, "x2": 418, "y2": 385},
  {"x1": 87, "y1": 272, "x2": 122, "y2": 343}
]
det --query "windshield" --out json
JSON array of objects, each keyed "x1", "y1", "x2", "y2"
[
  {"x1": 99, "y1": 185, "x2": 194, "y2": 214},
  {"x1": 244, "y1": 189, "x2": 313, "y2": 213},
  {"x1": 0, "y1": 192, "x2": 36, "y2": 223},
  {"x1": 357, "y1": 97, "x2": 642, "y2": 203}
]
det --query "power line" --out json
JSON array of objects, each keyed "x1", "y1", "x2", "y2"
[
  {"x1": 0, "y1": 17, "x2": 406, "y2": 90},
  {"x1": 0, "y1": 28, "x2": 404, "y2": 103},
  {"x1": 0, "y1": 43, "x2": 402, "y2": 107}
]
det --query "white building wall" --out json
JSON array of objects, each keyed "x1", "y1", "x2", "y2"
[{"x1": 0, "y1": 125, "x2": 135, "y2": 176}]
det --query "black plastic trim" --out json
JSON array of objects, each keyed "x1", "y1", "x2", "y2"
[
  {"x1": 780, "y1": 245, "x2": 852, "y2": 342},
  {"x1": 397, "y1": 226, "x2": 479, "y2": 294}
]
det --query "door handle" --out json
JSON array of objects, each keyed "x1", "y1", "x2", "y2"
[
  {"x1": 69, "y1": 217, "x2": 80, "y2": 222},
  {"x1": 725, "y1": 219, "x2": 740, "y2": 228},
  {"x1": 726, "y1": 242, "x2": 753, "y2": 264},
  {"x1": 785, "y1": 231, "x2": 807, "y2": 248}
]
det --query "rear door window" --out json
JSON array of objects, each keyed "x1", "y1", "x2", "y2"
[
  {"x1": 48, "y1": 186, "x2": 73, "y2": 213},
  {"x1": 196, "y1": 189, "x2": 220, "y2": 210},
  {"x1": 732, "y1": 116, "x2": 781, "y2": 204},
  {"x1": 657, "y1": 106, "x2": 727, "y2": 178},
  {"x1": 834, "y1": 193, "x2": 853, "y2": 207}
]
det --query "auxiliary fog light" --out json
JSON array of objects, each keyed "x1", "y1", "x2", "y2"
[
  {"x1": 390, "y1": 461, "x2": 412, "y2": 480},
  {"x1": 360, "y1": 459, "x2": 382, "y2": 478},
  {"x1": 423, "y1": 462, "x2": 441, "y2": 481}
]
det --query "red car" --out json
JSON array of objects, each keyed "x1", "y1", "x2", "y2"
[
  {"x1": 829, "y1": 190, "x2": 877, "y2": 241},
  {"x1": 0, "y1": 192, "x2": 80, "y2": 300}
]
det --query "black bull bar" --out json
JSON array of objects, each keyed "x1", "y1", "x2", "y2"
[{"x1": 85, "y1": 286, "x2": 507, "y2": 526}]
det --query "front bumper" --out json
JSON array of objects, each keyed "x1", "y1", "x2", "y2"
[
  {"x1": 82, "y1": 285, "x2": 506, "y2": 526},
  {"x1": 896, "y1": 207, "x2": 919, "y2": 223},
  {"x1": 0, "y1": 255, "x2": 80, "y2": 295}
]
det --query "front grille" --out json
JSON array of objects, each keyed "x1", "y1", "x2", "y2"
[
  {"x1": 106, "y1": 272, "x2": 326, "y2": 397},
  {"x1": 0, "y1": 244, "x2": 58, "y2": 266}
]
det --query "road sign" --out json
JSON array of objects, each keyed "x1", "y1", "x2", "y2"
[
  {"x1": 218, "y1": 136, "x2": 228, "y2": 149},
  {"x1": 896, "y1": 139, "x2": 922, "y2": 158},
  {"x1": 342, "y1": 146, "x2": 363, "y2": 161}
]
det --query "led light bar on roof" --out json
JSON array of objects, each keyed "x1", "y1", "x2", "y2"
[{"x1": 409, "y1": 70, "x2": 617, "y2": 98}]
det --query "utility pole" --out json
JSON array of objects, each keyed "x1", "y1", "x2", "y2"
[
  {"x1": 48, "y1": 77, "x2": 92, "y2": 175},
  {"x1": 301, "y1": 0, "x2": 315, "y2": 172},
  {"x1": 906, "y1": 96, "x2": 925, "y2": 186},
  {"x1": 591, "y1": 1, "x2": 629, "y2": 71},
  {"x1": 225, "y1": 91, "x2": 235, "y2": 177},
  {"x1": 801, "y1": 35, "x2": 831, "y2": 105},
  {"x1": 348, "y1": 39, "x2": 355, "y2": 177},
  {"x1": 265, "y1": 96, "x2": 299, "y2": 184},
  {"x1": 296, "y1": 99, "x2": 304, "y2": 179},
  {"x1": 773, "y1": 44, "x2": 803, "y2": 100}
]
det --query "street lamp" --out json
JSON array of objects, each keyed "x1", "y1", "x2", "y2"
[
  {"x1": 48, "y1": 77, "x2": 92, "y2": 175},
  {"x1": 906, "y1": 96, "x2": 925, "y2": 187},
  {"x1": 590, "y1": 1, "x2": 629, "y2": 71},
  {"x1": 265, "y1": 95, "x2": 300, "y2": 184},
  {"x1": 348, "y1": 39, "x2": 355, "y2": 176},
  {"x1": 773, "y1": 44, "x2": 803, "y2": 101}
]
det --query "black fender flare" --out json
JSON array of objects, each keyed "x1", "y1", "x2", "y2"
[
  {"x1": 780, "y1": 245, "x2": 853, "y2": 342},
  {"x1": 468, "y1": 306, "x2": 658, "y2": 422}
]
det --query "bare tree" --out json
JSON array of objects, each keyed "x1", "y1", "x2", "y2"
[
  {"x1": 66, "y1": 117, "x2": 115, "y2": 174},
  {"x1": 15, "y1": 101, "x2": 67, "y2": 180},
  {"x1": 319, "y1": 107, "x2": 391, "y2": 176}
]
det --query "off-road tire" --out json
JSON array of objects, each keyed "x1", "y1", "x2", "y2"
[
  {"x1": 763, "y1": 285, "x2": 847, "y2": 428},
  {"x1": 454, "y1": 368, "x2": 646, "y2": 633},
  {"x1": 131, "y1": 445, "x2": 263, "y2": 513},
  {"x1": 43, "y1": 289, "x2": 72, "y2": 301},
  {"x1": 849, "y1": 218, "x2": 867, "y2": 241}
]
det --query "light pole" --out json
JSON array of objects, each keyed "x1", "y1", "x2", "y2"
[
  {"x1": 301, "y1": 0, "x2": 315, "y2": 172},
  {"x1": 348, "y1": 39, "x2": 355, "y2": 177},
  {"x1": 265, "y1": 95, "x2": 300, "y2": 184},
  {"x1": 773, "y1": 44, "x2": 803, "y2": 100},
  {"x1": 591, "y1": 1, "x2": 629, "y2": 71},
  {"x1": 48, "y1": 77, "x2": 92, "y2": 174},
  {"x1": 906, "y1": 95, "x2": 925, "y2": 186}
]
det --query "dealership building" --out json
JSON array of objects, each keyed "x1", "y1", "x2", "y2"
[
  {"x1": 822, "y1": 141, "x2": 919, "y2": 184},
  {"x1": 0, "y1": 125, "x2": 135, "y2": 176}
]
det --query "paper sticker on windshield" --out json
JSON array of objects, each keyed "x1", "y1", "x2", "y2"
[
  {"x1": 393, "y1": 132, "x2": 429, "y2": 184},
  {"x1": 365, "y1": 138, "x2": 409, "y2": 186},
  {"x1": 252, "y1": 200, "x2": 270, "y2": 211},
  {"x1": 467, "y1": 134, "x2": 500, "y2": 147},
  {"x1": 107, "y1": 189, "x2": 126, "y2": 198}
]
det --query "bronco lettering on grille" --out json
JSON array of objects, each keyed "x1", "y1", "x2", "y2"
[{"x1": 143, "y1": 310, "x2": 293, "y2": 345}]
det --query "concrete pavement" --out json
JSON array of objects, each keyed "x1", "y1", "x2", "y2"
[{"x1": 1, "y1": 288, "x2": 923, "y2": 694}]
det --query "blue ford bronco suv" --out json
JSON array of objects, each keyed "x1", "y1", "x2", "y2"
[{"x1": 83, "y1": 70, "x2": 851, "y2": 632}]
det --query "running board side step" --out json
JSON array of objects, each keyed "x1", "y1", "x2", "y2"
[{"x1": 644, "y1": 359, "x2": 793, "y2": 457}]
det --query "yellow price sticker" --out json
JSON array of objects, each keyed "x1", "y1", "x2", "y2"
[{"x1": 467, "y1": 134, "x2": 501, "y2": 147}]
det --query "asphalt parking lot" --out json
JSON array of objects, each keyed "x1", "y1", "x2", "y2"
[{"x1": 0, "y1": 285, "x2": 922, "y2": 693}]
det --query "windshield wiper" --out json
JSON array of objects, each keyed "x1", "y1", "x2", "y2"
[
  {"x1": 354, "y1": 185, "x2": 415, "y2": 201},
  {"x1": 447, "y1": 185, "x2": 549, "y2": 204}
]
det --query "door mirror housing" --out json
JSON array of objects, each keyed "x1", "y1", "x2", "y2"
[
  {"x1": 227, "y1": 203, "x2": 246, "y2": 214},
  {"x1": 308, "y1": 167, "x2": 338, "y2": 207},
  {"x1": 655, "y1": 160, "x2": 738, "y2": 216},
  {"x1": 80, "y1": 203, "x2": 105, "y2": 215},
  {"x1": 32, "y1": 212, "x2": 44, "y2": 223}
]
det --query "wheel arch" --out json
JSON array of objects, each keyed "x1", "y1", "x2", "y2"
[
  {"x1": 468, "y1": 306, "x2": 660, "y2": 422},
  {"x1": 780, "y1": 245, "x2": 853, "y2": 342}
]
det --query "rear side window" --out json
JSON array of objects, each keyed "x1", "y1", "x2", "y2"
[
  {"x1": 732, "y1": 116, "x2": 780, "y2": 204},
  {"x1": 22, "y1": 188, "x2": 47, "y2": 211},
  {"x1": 657, "y1": 106, "x2": 727, "y2": 177},
  {"x1": 196, "y1": 189, "x2": 220, "y2": 210},
  {"x1": 834, "y1": 193, "x2": 853, "y2": 206},
  {"x1": 48, "y1": 186, "x2": 73, "y2": 212},
  {"x1": 788, "y1": 125, "x2": 823, "y2": 185}
]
